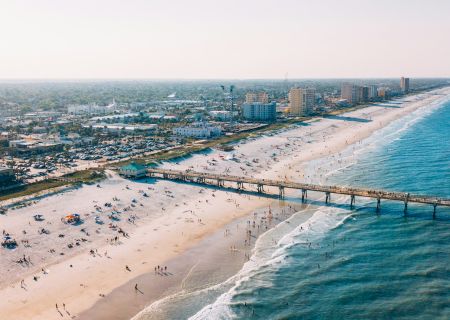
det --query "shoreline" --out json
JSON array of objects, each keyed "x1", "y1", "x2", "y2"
[
  {"x1": 78, "y1": 202, "x2": 309, "y2": 320},
  {"x1": 0, "y1": 87, "x2": 449, "y2": 320}
]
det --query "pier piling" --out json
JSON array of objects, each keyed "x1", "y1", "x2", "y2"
[
  {"x1": 257, "y1": 184, "x2": 264, "y2": 193},
  {"x1": 279, "y1": 186, "x2": 285, "y2": 199},
  {"x1": 301, "y1": 189, "x2": 307, "y2": 202},
  {"x1": 325, "y1": 192, "x2": 331, "y2": 204},
  {"x1": 404, "y1": 193, "x2": 410, "y2": 215}
]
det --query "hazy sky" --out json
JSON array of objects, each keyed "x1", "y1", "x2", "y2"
[{"x1": 1, "y1": 0, "x2": 449, "y2": 79}]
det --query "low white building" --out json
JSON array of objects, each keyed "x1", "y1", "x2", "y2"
[
  {"x1": 90, "y1": 113, "x2": 139, "y2": 122},
  {"x1": 173, "y1": 123, "x2": 222, "y2": 139},
  {"x1": 209, "y1": 110, "x2": 232, "y2": 121},
  {"x1": 68, "y1": 100, "x2": 117, "y2": 115},
  {"x1": 84, "y1": 123, "x2": 157, "y2": 134}
]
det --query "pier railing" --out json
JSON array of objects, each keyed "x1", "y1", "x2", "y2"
[{"x1": 146, "y1": 168, "x2": 450, "y2": 218}]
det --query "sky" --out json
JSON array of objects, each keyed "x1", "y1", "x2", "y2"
[{"x1": 0, "y1": 0, "x2": 449, "y2": 79}]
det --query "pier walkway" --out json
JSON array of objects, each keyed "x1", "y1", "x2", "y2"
[{"x1": 146, "y1": 168, "x2": 450, "y2": 217}]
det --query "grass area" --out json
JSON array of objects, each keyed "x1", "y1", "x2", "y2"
[
  {"x1": 0, "y1": 180, "x2": 67, "y2": 202},
  {"x1": 0, "y1": 169, "x2": 106, "y2": 202},
  {"x1": 64, "y1": 169, "x2": 106, "y2": 182}
]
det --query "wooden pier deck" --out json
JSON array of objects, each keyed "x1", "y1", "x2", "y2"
[{"x1": 146, "y1": 168, "x2": 450, "y2": 217}]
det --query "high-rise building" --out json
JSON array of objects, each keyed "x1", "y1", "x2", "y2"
[
  {"x1": 242, "y1": 102, "x2": 276, "y2": 122},
  {"x1": 400, "y1": 77, "x2": 410, "y2": 93},
  {"x1": 341, "y1": 83, "x2": 362, "y2": 104},
  {"x1": 377, "y1": 87, "x2": 390, "y2": 99},
  {"x1": 288, "y1": 88, "x2": 315, "y2": 116},
  {"x1": 368, "y1": 85, "x2": 378, "y2": 100},
  {"x1": 357, "y1": 86, "x2": 369, "y2": 102},
  {"x1": 245, "y1": 92, "x2": 269, "y2": 104}
]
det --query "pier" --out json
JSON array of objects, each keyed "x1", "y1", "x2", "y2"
[{"x1": 146, "y1": 168, "x2": 450, "y2": 217}]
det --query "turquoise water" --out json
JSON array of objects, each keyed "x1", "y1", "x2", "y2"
[{"x1": 190, "y1": 97, "x2": 450, "y2": 319}]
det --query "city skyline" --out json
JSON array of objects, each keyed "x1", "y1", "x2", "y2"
[{"x1": 1, "y1": 0, "x2": 450, "y2": 79}]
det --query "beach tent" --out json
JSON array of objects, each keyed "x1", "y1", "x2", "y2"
[{"x1": 63, "y1": 214, "x2": 81, "y2": 224}]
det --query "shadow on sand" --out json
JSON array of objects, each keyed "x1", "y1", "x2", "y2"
[
  {"x1": 322, "y1": 115, "x2": 372, "y2": 123},
  {"x1": 371, "y1": 103, "x2": 402, "y2": 108}
]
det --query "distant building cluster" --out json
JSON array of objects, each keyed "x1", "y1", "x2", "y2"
[
  {"x1": 68, "y1": 100, "x2": 117, "y2": 115},
  {"x1": 341, "y1": 83, "x2": 379, "y2": 104},
  {"x1": 339, "y1": 77, "x2": 411, "y2": 105}
]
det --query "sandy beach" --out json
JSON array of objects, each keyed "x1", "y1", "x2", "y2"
[{"x1": 1, "y1": 87, "x2": 449, "y2": 320}]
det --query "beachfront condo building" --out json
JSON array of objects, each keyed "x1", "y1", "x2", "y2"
[
  {"x1": 245, "y1": 92, "x2": 269, "y2": 104},
  {"x1": 288, "y1": 88, "x2": 315, "y2": 116},
  {"x1": 358, "y1": 86, "x2": 369, "y2": 102},
  {"x1": 368, "y1": 85, "x2": 378, "y2": 99},
  {"x1": 377, "y1": 87, "x2": 390, "y2": 99},
  {"x1": 400, "y1": 77, "x2": 410, "y2": 93},
  {"x1": 242, "y1": 102, "x2": 276, "y2": 122},
  {"x1": 343, "y1": 83, "x2": 378, "y2": 103},
  {"x1": 341, "y1": 83, "x2": 360, "y2": 104}
]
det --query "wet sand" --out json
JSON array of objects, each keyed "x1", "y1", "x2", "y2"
[{"x1": 77, "y1": 202, "x2": 307, "y2": 320}]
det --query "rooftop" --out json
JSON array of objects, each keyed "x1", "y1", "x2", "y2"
[{"x1": 120, "y1": 162, "x2": 147, "y2": 171}]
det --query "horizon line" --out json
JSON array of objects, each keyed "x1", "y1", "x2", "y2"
[{"x1": 0, "y1": 76, "x2": 450, "y2": 82}]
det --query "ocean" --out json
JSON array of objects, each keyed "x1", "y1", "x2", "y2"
[{"x1": 138, "y1": 94, "x2": 450, "y2": 320}]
